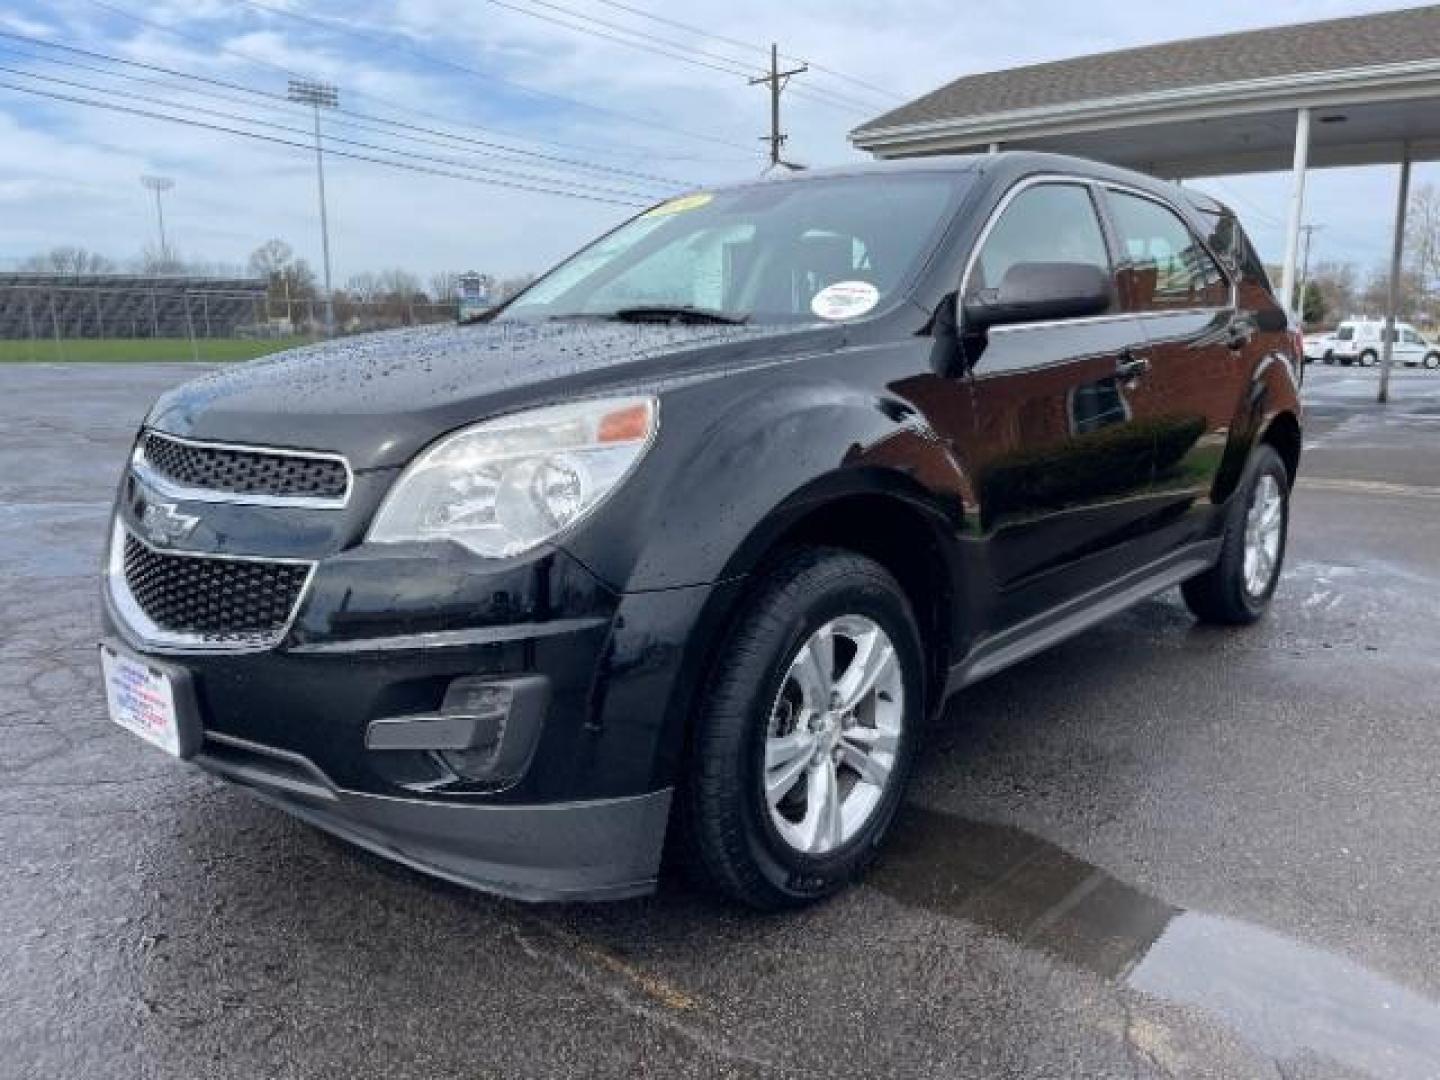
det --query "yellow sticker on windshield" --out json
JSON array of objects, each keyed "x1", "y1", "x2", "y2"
[{"x1": 644, "y1": 193, "x2": 713, "y2": 217}]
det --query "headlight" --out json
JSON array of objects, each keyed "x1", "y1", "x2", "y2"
[{"x1": 368, "y1": 396, "x2": 657, "y2": 558}]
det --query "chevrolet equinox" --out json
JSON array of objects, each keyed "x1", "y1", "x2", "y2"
[{"x1": 101, "y1": 153, "x2": 1302, "y2": 908}]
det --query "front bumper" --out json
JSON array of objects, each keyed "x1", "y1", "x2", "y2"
[
  {"x1": 198, "y1": 730, "x2": 672, "y2": 900},
  {"x1": 102, "y1": 519, "x2": 721, "y2": 901}
]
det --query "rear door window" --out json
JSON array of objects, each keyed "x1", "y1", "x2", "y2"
[{"x1": 1106, "y1": 190, "x2": 1229, "y2": 311}]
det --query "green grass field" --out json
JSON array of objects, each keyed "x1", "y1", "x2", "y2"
[{"x1": 0, "y1": 337, "x2": 311, "y2": 363}]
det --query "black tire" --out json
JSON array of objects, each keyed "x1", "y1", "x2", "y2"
[
  {"x1": 1359, "y1": 350, "x2": 1378, "y2": 367},
  {"x1": 1425, "y1": 352, "x2": 1440, "y2": 370},
  {"x1": 678, "y1": 547, "x2": 925, "y2": 910},
  {"x1": 1182, "y1": 445, "x2": 1290, "y2": 626}
]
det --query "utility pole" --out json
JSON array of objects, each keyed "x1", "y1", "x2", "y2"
[
  {"x1": 749, "y1": 44, "x2": 807, "y2": 171},
  {"x1": 287, "y1": 79, "x2": 339, "y2": 335},
  {"x1": 1296, "y1": 222, "x2": 1322, "y2": 325},
  {"x1": 140, "y1": 175, "x2": 174, "y2": 265},
  {"x1": 1378, "y1": 141, "x2": 1412, "y2": 405}
]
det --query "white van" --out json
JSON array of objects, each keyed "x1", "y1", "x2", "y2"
[{"x1": 1326, "y1": 319, "x2": 1440, "y2": 368}]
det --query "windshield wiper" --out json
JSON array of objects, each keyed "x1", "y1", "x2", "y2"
[{"x1": 606, "y1": 304, "x2": 750, "y2": 325}]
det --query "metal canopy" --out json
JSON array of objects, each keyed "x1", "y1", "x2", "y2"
[
  {"x1": 851, "y1": 72, "x2": 1440, "y2": 177},
  {"x1": 850, "y1": 5, "x2": 1440, "y2": 401}
]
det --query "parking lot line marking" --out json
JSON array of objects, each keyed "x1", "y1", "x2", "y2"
[
  {"x1": 1297, "y1": 477, "x2": 1440, "y2": 500},
  {"x1": 511, "y1": 913, "x2": 701, "y2": 1012}
]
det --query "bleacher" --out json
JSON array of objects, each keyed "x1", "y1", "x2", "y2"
[{"x1": 0, "y1": 274, "x2": 269, "y2": 339}]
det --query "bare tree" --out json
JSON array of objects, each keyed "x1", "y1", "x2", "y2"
[
  {"x1": 248, "y1": 239, "x2": 295, "y2": 280},
  {"x1": 1360, "y1": 263, "x2": 1426, "y2": 320},
  {"x1": 376, "y1": 268, "x2": 423, "y2": 301},
  {"x1": 20, "y1": 246, "x2": 115, "y2": 277},
  {"x1": 249, "y1": 240, "x2": 316, "y2": 314},
  {"x1": 1308, "y1": 260, "x2": 1359, "y2": 325},
  {"x1": 1406, "y1": 183, "x2": 1440, "y2": 290},
  {"x1": 137, "y1": 244, "x2": 189, "y2": 276},
  {"x1": 497, "y1": 273, "x2": 536, "y2": 301}
]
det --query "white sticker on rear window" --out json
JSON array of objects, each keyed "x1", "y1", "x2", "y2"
[{"x1": 810, "y1": 280, "x2": 879, "y2": 321}]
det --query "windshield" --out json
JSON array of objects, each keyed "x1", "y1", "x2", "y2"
[{"x1": 500, "y1": 173, "x2": 970, "y2": 324}]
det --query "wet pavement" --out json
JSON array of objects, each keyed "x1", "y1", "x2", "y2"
[{"x1": 3, "y1": 361, "x2": 1439, "y2": 1079}]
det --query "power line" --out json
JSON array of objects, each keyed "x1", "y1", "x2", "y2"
[
  {"x1": 484, "y1": 0, "x2": 760, "y2": 79},
  {"x1": 585, "y1": 0, "x2": 905, "y2": 104},
  {"x1": 0, "y1": 62, "x2": 661, "y2": 200},
  {"x1": 0, "y1": 29, "x2": 691, "y2": 189},
  {"x1": 77, "y1": 0, "x2": 743, "y2": 167},
  {"x1": 1201, "y1": 179, "x2": 1285, "y2": 229},
  {"x1": 481, "y1": 0, "x2": 885, "y2": 112},
  {"x1": 217, "y1": 0, "x2": 759, "y2": 150},
  {"x1": 0, "y1": 79, "x2": 650, "y2": 207}
]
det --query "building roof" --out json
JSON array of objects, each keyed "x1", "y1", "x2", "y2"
[{"x1": 854, "y1": 5, "x2": 1440, "y2": 138}]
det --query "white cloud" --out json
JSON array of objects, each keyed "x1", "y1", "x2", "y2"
[
  {"x1": 0, "y1": 11, "x2": 56, "y2": 37},
  {"x1": 0, "y1": 0, "x2": 1434, "y2": 281}
]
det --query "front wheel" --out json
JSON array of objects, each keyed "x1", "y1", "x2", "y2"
[
  {"x1": 1359, "y1": 350, "x2": 1378, "y2": 367},
  {"x1": 1424, "y1": 352, "x2": 1440, "y2": 370},
  {"x1": 679, "y1": 547, "x2": 925, "y2": 909},
  {"x1": 1182, "y1": 445, "x2": 1290, "y2": 625}
]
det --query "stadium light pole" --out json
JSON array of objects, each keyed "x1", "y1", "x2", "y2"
[
  {"x1": 140, "y1": 175, "x2": 174, "y2": 265},
  {"x1": 287, "y1": 79, "x2": 339, "y2": 335}
]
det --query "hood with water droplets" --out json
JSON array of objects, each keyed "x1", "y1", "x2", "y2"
[{"x1": 146, "y1": 319, "x2": 837, "y2": 470}]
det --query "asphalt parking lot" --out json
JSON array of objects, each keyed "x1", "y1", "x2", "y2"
[{"x1": 4, "y1": 360, "x2": 1439, "y2": 1079}]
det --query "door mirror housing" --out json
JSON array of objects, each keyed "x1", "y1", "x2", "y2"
[{"x1": 961, "y1": 262, "x2": 1113, "y2": 332}]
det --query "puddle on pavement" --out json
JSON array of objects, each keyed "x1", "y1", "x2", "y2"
[{"x1": 870, "y1": 806, "x2": 1440, "y2": 1078}]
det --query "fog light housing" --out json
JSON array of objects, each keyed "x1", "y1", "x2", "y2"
[{"x1": 366, "y1": 674, "x2": 548, "y2": 784}]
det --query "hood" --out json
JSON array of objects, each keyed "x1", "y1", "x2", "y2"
[{"x1": 147, "y1": 319, "x2": 838, "y2": 470}]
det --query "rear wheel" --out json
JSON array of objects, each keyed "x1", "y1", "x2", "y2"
[
  {"x1": 1424, "y1": 352, "x2": 1440, "y2": 370},
  {"x1": 679, "y1": 547, "x2": 924, "y2": 909},
  {"x1": 1182, "y1": 445, "x2": 1289, "y2": 625},
  {"x1": 1359, "y1": 349, "x2": 1378, "y2": 367}
]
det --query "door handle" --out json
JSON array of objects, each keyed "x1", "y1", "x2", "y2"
[{"x1": 1116, "y1": 354, "x2": 1151, "y2": 380}]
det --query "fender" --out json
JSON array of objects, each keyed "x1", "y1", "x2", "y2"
[
  {"x1": 563, "y1": 369, "x2": 970, "y2": 796},
  {"x1": 561, "y1": 364, "x2": 968, "y2": 593}
]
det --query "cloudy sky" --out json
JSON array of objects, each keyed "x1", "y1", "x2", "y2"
[{"x1": 0, "y1": 0, "x2": 1434, "y2": 286}]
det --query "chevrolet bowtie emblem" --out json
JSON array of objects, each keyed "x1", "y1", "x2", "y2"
[{"x1": 140, "y1": 501, "x2": 200, "y2": 548}]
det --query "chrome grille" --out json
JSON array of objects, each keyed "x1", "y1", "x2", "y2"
[
  {"x1": 137, "y1": 431, "x2": 350, "y2": 504},
  {"x1": 114, "y1": 528, "x2": 313, "y2": 649}
]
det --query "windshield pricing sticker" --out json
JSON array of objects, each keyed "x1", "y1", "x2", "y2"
[
  {"x1": 811, "y1": 280, "x2": 880, "y2": 321},
  {"x1": 644, "y1": 193, "x2": 713, "y2": 217}
]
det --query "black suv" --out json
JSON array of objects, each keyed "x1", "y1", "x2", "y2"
[{"x1": 100, "y1": 152, "x2": 1301, "y2": 908}]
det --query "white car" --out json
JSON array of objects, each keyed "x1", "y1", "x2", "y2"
[
  {"x1": 1303, "y1": 332, "x2": 1335, "y2": 363},
  {"x1": 1326, "y1": 319, "x2": 1440, "y2": 368}
]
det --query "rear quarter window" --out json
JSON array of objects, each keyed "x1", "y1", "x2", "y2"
[{"x1": 1196, "y1": 208, "x2": 1272, "y2": 293}]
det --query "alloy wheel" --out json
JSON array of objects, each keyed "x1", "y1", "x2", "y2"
[
  {"x1": 762, "y1": 615, "x2": 904, "y2": 855},
  {"x1": 1243, "y1": 473, "x2": 1284, "y2": 598}
]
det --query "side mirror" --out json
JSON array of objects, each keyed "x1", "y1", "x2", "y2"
[{"x1": 961, "y1": 262, "x2": 1113, "y2": 332}]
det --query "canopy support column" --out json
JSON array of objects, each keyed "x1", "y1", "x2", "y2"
[
  {"x1": 1279, "y1": 107, "x2": 1311, "y2": 323},
  {"x1": 1378, "y1": 142, "x2": 1412, "y2": 405}
]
